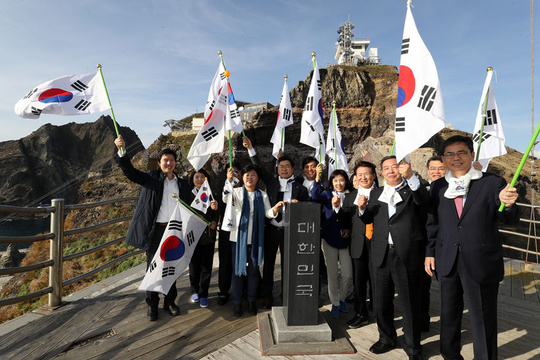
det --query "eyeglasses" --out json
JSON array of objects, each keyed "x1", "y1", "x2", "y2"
[
  {"x1": 442, "y1": 150, "x2": 471, "y2": 159},
  {"x1": 278, "y1": 164, "x2": 292, "y2": 169},
  {"x1": 428, "y1": 167, "x2": 445, "y2": 171},
  {"x1": 382, "y1": 164, "x2": 399, "y2": 172}
]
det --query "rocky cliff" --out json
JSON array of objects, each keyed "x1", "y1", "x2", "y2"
[{"x1": 0, "y1": 116, "x2": 143, "y2": 207}]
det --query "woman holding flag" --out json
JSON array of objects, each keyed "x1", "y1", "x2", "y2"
[
  {"x1": 188, "y1": 169, "x2": 219, "y2": 308},
  {"x1": 223, "y1": 164, "x2": 284, "y2": 317},
  {"x1": 311, "y1": 166, "x2": 353, "y2": 319}
]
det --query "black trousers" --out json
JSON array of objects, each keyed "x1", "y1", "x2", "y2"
[
  {"x1": 439, "y1": 252, "x2": 499, "y2": 360},
  {"x1": 231, "y1": 243, "x2": 260, "y2": 304},
  {"x1": 262, "y1": 225, "x2": 284, "y2": 299},
  {"x1": 189, "y1": 242, "x2": 215, "y2": 298},
  {"x1": 218, "y1": 230, "x2": 232, "y2": 297},
  {"x1": 352, "y1": 246, "x2": 372, "y2": 317},
  {"x1": 374, "y1": 247, "x2": 422, "y2": 357},
  {"x1": 146, "y1": 224, "x2": 177, "y2": 307}
]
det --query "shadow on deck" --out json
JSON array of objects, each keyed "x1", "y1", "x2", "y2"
[{"x1": 0, "y1": 257, "x2": 539, "y2": 360}]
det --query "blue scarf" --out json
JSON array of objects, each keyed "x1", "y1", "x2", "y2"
[{"x1": 235, "y1": 186, "x2": 265, "y2": 276}]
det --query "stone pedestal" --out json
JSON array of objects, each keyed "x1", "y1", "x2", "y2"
[
  {"x1": 282, "y1": 201, "x2": 321, "y2": 326},
  {"x1": 271, "y1": 306, "x2": 332, "y2": 343}
]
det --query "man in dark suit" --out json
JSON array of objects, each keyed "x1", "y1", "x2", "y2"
[
  {"x1": 340, "y1": 160, "x2": 377, "y2": 328},
  {"x1": 114, "y1": 135, "x2": 191, "y2": 321},
  {"x1": 359, "y1": 156, "x2": 429, "y2": 360},
  {"x1": 242, "y1": 137, "x2": 309, "y2": 308},
  {"x1": 425, "y1": 135, "x2": 519, "y2": 360}
]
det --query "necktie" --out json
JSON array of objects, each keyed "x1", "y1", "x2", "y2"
[{"x1": 454, "y1": 195, "x2": 463, "y2": 218}]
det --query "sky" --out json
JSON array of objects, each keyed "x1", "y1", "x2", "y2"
[{"x1": 0, "y1": 0, "x2": 537, "y2": 154}]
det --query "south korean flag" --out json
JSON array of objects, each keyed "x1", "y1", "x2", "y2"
[
  {"x1": 394, "y1": 3, "x2": 445, "y2": 161},
  {"x1": 14, "y1": 71, "x2": 110, "y2": 119},
  {"x1": 138, "y1": 202, "x2": 208, "y2": 294},
  {"x1": 191, "y1": 178, "x2": 213, "y2": 214}
]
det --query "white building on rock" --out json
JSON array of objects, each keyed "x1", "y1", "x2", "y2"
[{"x1": 335, "y1": 18, "x2": 380, "y2": 66}]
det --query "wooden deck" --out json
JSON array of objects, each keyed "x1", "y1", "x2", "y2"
[{"x1": 0, "y1": 256, "x2": 539, "y2": 360}]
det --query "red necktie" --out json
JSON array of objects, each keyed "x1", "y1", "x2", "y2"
[{"x1": 454, "y1": 195, "x2": 463, "y2": 218}]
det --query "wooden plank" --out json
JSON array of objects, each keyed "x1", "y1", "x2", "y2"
[{"x1": 510, "y1": 259, "x2": 525, "y2": 299}]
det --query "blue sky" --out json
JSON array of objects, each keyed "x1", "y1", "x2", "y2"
[{"x1": 0, "y1": 0, "x2": 537, "y2": 154}]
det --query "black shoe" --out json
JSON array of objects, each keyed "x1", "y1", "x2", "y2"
[
  {"x1": 217, "y1": 294, "x2": 229, "y2": 306},
  {"x1": 164, "y1": 302, "x2": 180, "y2": 316},
  {"x1": 408, "y1": 355, "x2": 421, "y2": 360},
  {"x1": 347, "y1": 314, "x2": 369, "y2": 329},
  {"x1": 369, "y1": 340, "x2": 395, "y2": 354},
  {"x1": 248, "y1": 301, "x2": 257, "y2": 316},
  {"x1": 147, "y1": 305, "x2": 158, "y2": 321},
  {"x1": 234, "y1": 303, "x2": 243, "y2": 317}
]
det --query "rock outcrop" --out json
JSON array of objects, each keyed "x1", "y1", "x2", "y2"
[{"x1": 0, "y1": 116, "x2": 143, "y2": 207}]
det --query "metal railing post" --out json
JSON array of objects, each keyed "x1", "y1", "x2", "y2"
[{"x1": 48, "y1": 198, "x2": 64, "y2": 307}]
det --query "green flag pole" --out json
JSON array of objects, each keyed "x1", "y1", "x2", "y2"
[
  {"x1": 498, "y1": 122, "x2": 540, "y2": 211},
  {"x1": 172, "y1": 194, "x2": 210, "y2": 224},
  {"x1": 475, "y1": 67, "x2": 493, "y2": 161},
  {"x1": 97, "y1": 64, "x2": 124, "y2": 154}
]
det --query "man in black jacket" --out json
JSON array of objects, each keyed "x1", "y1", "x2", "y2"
[
  {"x1": 359, "y1": 156, "x2": 429, "y2": 360},
  {"x1": 340, "y1": 160, "x2": 377, "y2": 329},
  {"x1": 114, "y1": 135, "x2": 191, "y2": 321}
]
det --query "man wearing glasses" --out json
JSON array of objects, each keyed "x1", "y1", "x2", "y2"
[
  {"x1": 427, "y1": 156, "x2": 446, "y2": 184},
  {"x1": 425, "y1": 135, "x2": 519, "y2": 360}
]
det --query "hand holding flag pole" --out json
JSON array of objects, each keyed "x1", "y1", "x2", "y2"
[
  {"x1": 498, "y1": 123, "x2": 540, "y2": 211},
  {"x1": 97, "y1": 64, "x2": 124, "y2": 154},
  {"x1": 172, "y1": 193, "x2": 210, "y2": 224},
  {"x1": 219, "y1": 51, "x2": 245, "y2": 169}
]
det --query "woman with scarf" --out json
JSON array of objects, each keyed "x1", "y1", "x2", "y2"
[
  {"x1": 188, "y1": 169, "x2": 219, "y2": 308},
  {"x1": 222, "y1": 164, "x2": 284, "y2": 317},
  {"x1": 312, "y1": 166, "x2": 353, "y2": 319}
]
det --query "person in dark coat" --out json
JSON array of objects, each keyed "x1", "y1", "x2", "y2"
[
  {"x1": 114, "y1": 135, "x2": 190, "y2": 321},
  {"x1": 216, "y1": 161, "x2": 242, "y2": 306},
  {"x1": 340, "y1": 160, "x2": 377, "y2": 328},
  {"x1": 188, "y1": 169, "x2": 219, "y2": 308},
  {"x1": 425, "y1": 135, "x2": 519, "y2": 360},
  {"x1": 359, "y1": 156, "x2": 429, "y2": 360}
]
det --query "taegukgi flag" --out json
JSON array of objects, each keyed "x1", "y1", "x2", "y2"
[
  {"x1": 270, "y1": 77, "x2": 294, "y2": 159},
  {"x1": 394, "y1": 3, "x2": 445, "y2": 161},
  {"x1": 225, "y1": 80, "x2": 243, "y2": 134},
  {"x1": 191, "y1": 178, "x2": 213, "y2": 214},
  {"x1": 472, "y1": 68, "x2": 506, "y2": 171},
  {"x1": 187, "y1": 61, "x2": 228, "y2": 170},
  {"x1": 300, "y1": 59, "x2": 326, "y2": 163},
  {"x1": 326, "y1": 105, "x2": 348, "y2": 178},
  {"x1": 14, "y1": 71, "x2": 110, "y2": 119},
  {"x1": 138, "y1": 202, "x2": 208, "y2": 294}
]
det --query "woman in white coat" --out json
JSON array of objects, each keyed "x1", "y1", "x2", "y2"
[{"x1": 222, "y1": 164, "x2": 284, "y2": 317}]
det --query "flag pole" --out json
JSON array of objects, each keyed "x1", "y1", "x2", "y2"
[
  {"x1": 172, "y1": 194, "x2": 210, "y2": 224},
  {"x1": 97, "y1": 64, "x2": 124, "y2": 154},
  {"x1": 219, "y1": 51, "x2": 234, "y2": 169},
  {"x1": 280, "y1": 74, "x2": 288, "y2": 153},
  {"x1": 498, "y1": 122, "x2": 540, "y2": 211},
  {"x1": 311, "y1": 52, "x2": 323, "y2": 164},
  {"x1": 332, "y1": 101, "x2": 337, "y2": 166},
  {"x1": 475, "y1": 67, "x2": 492, "y2": 161}
]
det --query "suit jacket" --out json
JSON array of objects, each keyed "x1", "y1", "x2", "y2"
[
  {"x1": 361, "y1": 180, "x2": 430, "y2": 271},
  {"x1": 341, "y1": 189, "x2": 370, "y2": 258},
  {"x1": 250, "y1": 154, "x2": 309, "y2": 206},
  {"x1": 115, "y1": 153, "x2": 190, "y2": 250},
  {"x1": 426, "y1": 173, "x2": 520, "y2": 284}
]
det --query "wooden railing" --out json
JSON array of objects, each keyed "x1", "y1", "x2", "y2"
[{"x1": 0, "y1": 197, "x2": 144, "y2": 308}]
